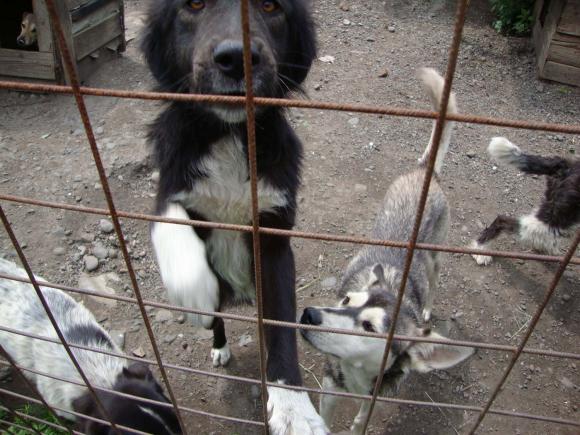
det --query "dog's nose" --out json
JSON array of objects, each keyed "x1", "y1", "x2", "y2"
[
  {"x1": 213, "y1": 40, "x2": 261, "y2": 81},
  {"x1": 301, "y1": 308, "x2": 322, "y2": 326},
  {"x1": 17, "y1": 37, "x2": 25, "y2": 46}
]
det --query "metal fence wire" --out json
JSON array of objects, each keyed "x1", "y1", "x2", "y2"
[{"x1": 0, "y1": 0, "x2": 579, "y2": 434}]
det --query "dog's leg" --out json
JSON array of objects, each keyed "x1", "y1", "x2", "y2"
[
  {"x1": 151, "y1": 203, "x2": 219, "y2": 329},
  {"x1": 260, "y1": 235, "x2": 327, "y2": 435},
  {"x1": 423, "y1": 253, "x2": 440, "y2": 322},
  {"x1": 471, "y1": 215, "x2": 518, "y2": 266},
  {"x1": 210, "y1": 317, "x2": 231, "y2": 367},
  {"x1": 319, "y1": 376, "x2": 342, "y2": 429},
  {"x1": 350, "y1": 400, "x2": 371, "y2": 435}
]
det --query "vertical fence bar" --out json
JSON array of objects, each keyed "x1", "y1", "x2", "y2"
[
  {"x1": 42, "y1": 0, "x2": 188, "y2": 432},
  {"x1": 468, "y1": 230, "x2": 580, "y2": 434},
  {"x1": 0, "y1": 206, "x2": 120, "y2": 435},
  {"x1": 240, "y1": 0, "x2": 271, "y2": 432},
  {"x1": 359, "y1": 0, "x2": 469, "y2": 432}
]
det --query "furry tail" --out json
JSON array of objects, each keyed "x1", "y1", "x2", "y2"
[
  {"x1": 417, "y1": 68, "x2": 458, "y2": 175},
  {"x1": 488, "y1": 137, "x2": 571, "y2": 176}
]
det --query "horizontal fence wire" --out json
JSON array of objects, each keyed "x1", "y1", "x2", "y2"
[
  {"x1": 0, "y1": 0, "x2": 579, "y2": 433},
  {"x1": 1, "y1": 80, "x2": 580, "y2": 135},
  {"x1": 1, "y1": 272, "x2": 579, "y2": 360}
]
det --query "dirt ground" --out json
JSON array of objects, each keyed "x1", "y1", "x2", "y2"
[{"x1": 1, "y1": 0, "x2": 579, "y2": 434}]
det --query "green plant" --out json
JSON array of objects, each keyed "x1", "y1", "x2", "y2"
[
  {"x1": 2, "y1": 405, "x2": 69, "y2": 435},
  {"x1": 490, "y1": 0, "x2": 535, "y2": 35}
]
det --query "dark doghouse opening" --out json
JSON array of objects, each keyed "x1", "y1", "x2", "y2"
[{"x1": 0, "y1": 0, "x2": 38, "y2": 51}]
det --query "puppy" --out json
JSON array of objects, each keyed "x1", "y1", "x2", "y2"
[
  {"x1": 300, "y1": 69, "x2": 474, "y2": 434},
  {"x1": 141, "y1": 1, "x2": 326, "y2": 433},
  {"x1": 0, "y1": 258, "x2": 181, "y2": 435},
  {"x1": 17, "y1": 12, "x2": 38, "y2": 49},
  {"x1": 471, "y1": 137, "x2": 580, "y2": 265}
]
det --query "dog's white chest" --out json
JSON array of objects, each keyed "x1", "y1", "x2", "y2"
[
  {"x1": 173, "y1": 137, "x2": 287, "y2": 300},
  {"x1": 176, "y1": 136, "x2": 287, "y2": 224}
]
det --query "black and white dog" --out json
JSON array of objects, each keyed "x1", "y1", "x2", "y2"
[
  {"x1": 141, "y1": 1, "x2": 325, "y2": 433},
  {"x1": 471, "y1": 137, "x2": 580, "y2": 265},
  {"x1": 300, "y1": 69, "x2": 474, "y2": 434},
  {"x1": 0, "y1": 258, "x2": 181, "y2": 435}
]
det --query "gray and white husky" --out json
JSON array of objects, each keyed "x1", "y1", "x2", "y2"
[{"x1": 300, "y1": 69, "x2": 474, "y2": 434}]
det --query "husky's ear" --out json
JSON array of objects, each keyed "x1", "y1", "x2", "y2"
[
  {"x1": 406, "y1": 330, "x2": 474, "y2": 373},
  {"x1": 123, "y1": 362, "x2": 153, "y2": 381},
  {"x1": 371, "y1": 264, "x2": 387, "y2": 287}
]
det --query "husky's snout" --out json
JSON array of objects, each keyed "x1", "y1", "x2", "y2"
[{"x1": 300, "y1": 307, "x2": 322, "y2": 326}]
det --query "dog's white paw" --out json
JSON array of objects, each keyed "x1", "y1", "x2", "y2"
[
  {"x1": 470, "y1": 240, "x2": 492, "y2": 266},
  {"x1": 422, "y1": 308, "x2": 431, "y2": 322},
  {"x1": 211, "y1": 344, "x2": 231, "y2": 367},
  {"x1": 268, "y1": 384, "x2": 328, "y2": 435}
]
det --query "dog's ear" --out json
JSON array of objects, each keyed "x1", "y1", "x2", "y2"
[
  {"x1": 406, "y1": 330, "x2": 474, "y2": 373},
  {"x1": 371, "y1": 264, "x2": 387, "y2": 287},
  {"x1": 123, "y1": 362, "x2": 154, "y2": 381}
]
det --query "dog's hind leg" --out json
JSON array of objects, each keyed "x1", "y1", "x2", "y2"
[
  {"x1": 518, "y1": 212, "x2": 560, "y2": 255},
  {"x1": 210, "y1": 317, "x2": 231, "y2": 367},
  {"x1": 423, "y1": 253, "x2": 440, "y2": 322},
  {"x1": 471, "y1": 215, "x2": 519, "y2": 265},
  {"x1": 350, "y1": 401, "x2": 371, "y2": 435}
]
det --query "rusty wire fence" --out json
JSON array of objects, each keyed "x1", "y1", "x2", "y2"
[{"x1": 0, "y1": 0, "x2": 579, "y2": 434}]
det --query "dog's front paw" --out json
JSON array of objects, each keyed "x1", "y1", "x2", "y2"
[
  {"x1": 470, "y1": 241, "x2": 492, "y2": 266},
  {"x1": 268, "y1": 384, "x2": 328, "y2": 435},
  {"x1": 210, "y1": 344, "x2": 231, "y2": 367}
]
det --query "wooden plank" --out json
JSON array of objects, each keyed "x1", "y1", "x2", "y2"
[
  {"x1": 0, "y1": 48, "x2": 55, "y2": 80},
  {"x1": 73, "y1": 13, "x2": 121, "y2": 60},
  {"x1": 67, "y1": 0, "x2": 92, "y2": 10},
  {"x1": 548, "y1": 33, "x2": 580, "y2": 68},
  {"x1": 52, "y1": 0, "x2": 78, "y2": 84},
  {"x1": 72, "y1": 0, "x2": 120, "y2": 34},
  {"x1": 33, "y1": 0, "x2": 53, "y2": 53},
  {"x1": 541, "y1": 60, "x2": 580, "y2": 87},
  {"x1": 71, "y1": 0, "x2": 113, "y2": 22},
  {"x1": 533, "y1": 0, "x2": 566, "y2": 70},
  {"x1": 557, "y1": 0, "x2": 580, "y2": 37}
]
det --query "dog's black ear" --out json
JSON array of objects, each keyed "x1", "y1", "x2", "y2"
[
  {"x1": 72, "y1": 393, "x2": 95, "y2": 416},
  {"x1": 123, "y1": 362, "x2": 154, "y2": 381},
  {"x1": 279, "y1": 2, "x2": 317, "y2": 87}
]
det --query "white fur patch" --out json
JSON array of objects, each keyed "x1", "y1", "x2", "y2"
[
  {"x1": 174, "y1": 136, "x2": 287, "y2": 300},
  {"x1": 151, "y1": 203, "x2": 219, "y2": 328},
  {"x1": 359, "y1": 307, "x2": 386, "y2": 329},
  {"x1": 340, "y1": 291, "x2": 369, "y2": 308},
  {"x1": 519, "y1": 213, "x2": 559, "y2": 254},
  {"x1": 488, "y1": 137, "x2": 521, "y2": 166},
  {"x1": 470, "y1": 240, "x2": 493, "y2": 266},
  {"x1": 211, "y1": 343, "x2": 231, "y2": 367},
  {"x1": 267, "y1": 382, "x2": 328, "y2": 435}
]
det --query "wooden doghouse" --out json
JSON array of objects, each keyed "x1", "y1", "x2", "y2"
[
  {"x1": 533, "y1": 0, "x2": 580, "y2": 87},
  {"x1": 0, "y1": 0, "x2": 125, "y2": 84}
]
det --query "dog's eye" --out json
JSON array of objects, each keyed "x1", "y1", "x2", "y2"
[
  {"x1": 262, "y1": 1, "x2": 280, "y2": 13},
  {"x1": 187, "y1": 0, "x2": 205, "y2": 11},
  {"x1": 342, "y1": 296, "x2": 350, "y2": 306},
  {"x1": 362, "y1": 320, "x2": 375, "y2": 333}
]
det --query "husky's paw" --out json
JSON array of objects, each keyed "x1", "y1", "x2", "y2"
[
  {"x1": 470, "y1": 241, "x2": 492, "y2": 266},
  {"x1": 211, "y1": 344, "x2": 231, "y2": 367},
  {"x1": 422, "y1": 308, "x2": 432, "y2": 322},
  {"x1": 268, "y1": 384, "x2": 328, "y2": 435}
]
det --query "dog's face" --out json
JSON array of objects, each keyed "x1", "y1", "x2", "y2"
[
  {"x1": 73, "y1": 363, "x2": 182, "y2": 435},
  {"x1": 301, "y1": 265, "x2": 474, "y2": 380},
  {"x1": 142, "y1": 0, "x2": 316, "y2": 122},
  {"x1": 17, "y1": 12, "x2": 37, "y2": 47}
]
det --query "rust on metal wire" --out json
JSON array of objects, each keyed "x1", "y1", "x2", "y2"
[
  {"x1": 1, "y1": 272, "x2": 580, "y2": 361},
  {"x1": 2, "y1": 193, "x2": 579, "y2": 266},
  {"x1": 240, "y1": 0, "x2": 270, "y2": 430},
  {"x1": 42, "y1": 0, "x2": 188, "y2": 431},
  {"x1": 468, "y1": 229, "x2": 580, "y2": 434},
  {"x1": 0, "y1": 205, "x2": 122, "y2": 435},
  {"x1": 360, "y1": 0, "x2": 470, "y2": 432},
  {"x1": 1, "y1": 80, "x2": 580, "y2": 135}
]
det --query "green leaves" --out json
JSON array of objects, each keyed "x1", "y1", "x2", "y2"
[{"x1": 490, "y1": 0, "x2": 534, "y2": 35}]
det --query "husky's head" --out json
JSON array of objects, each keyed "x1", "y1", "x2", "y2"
[{"x1": 300, "y1": 264, "x2": 473, "y2": 385}]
